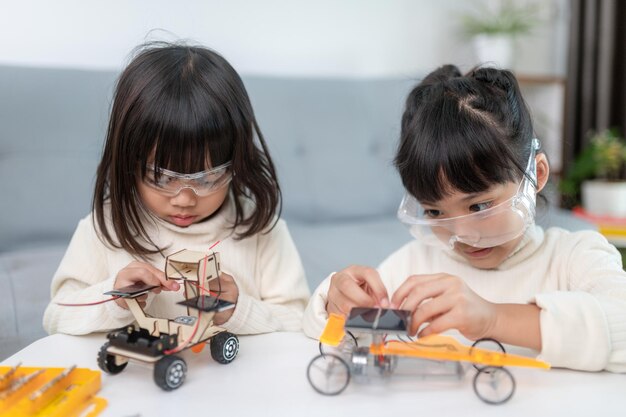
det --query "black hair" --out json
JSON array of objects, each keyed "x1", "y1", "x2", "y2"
[
  {"x1": 395, "y1": 65, "x2": 538, "y2": 203},
  {"x1": 93, "y1": 42, "x2": 281, "y2": 257}
]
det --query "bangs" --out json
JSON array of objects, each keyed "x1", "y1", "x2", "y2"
[
  {"x1": 140, "y1": 93, "x2": 235, "y2": 174},
  {"x1": 398, "y1": 88, "x2": 523, "y2": 203},
  {"x1": 121, "y1": 48, "x2": 241, "y2": 176}
]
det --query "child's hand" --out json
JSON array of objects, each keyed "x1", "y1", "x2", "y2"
[
  {"x1": 390, "y1": 273, "x2": 496, "y2": 340},
  {"x1": 326, "y1": 266, "x2": 389, "y2": 316},
  {"x1": 114, "y1": 261, "x2": 180, "y2": 309},
  {"x1": 208, "y1": 272, "x2": 239, "y2": 325}
]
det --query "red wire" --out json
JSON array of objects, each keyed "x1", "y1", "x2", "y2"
[
  {"x1": 56, "y1": 296, "x2": 121, "y2": 306},
  {"x1": 164, "y1": 253, "x2": 211, "y2": 355},
  {"x1": 188, "y1": 281, "x2": 219, "y2": 297}
]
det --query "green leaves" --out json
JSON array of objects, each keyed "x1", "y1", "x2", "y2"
[
  {"x1": 460, "y1": 0, "x2": 542, "y2": 36},
  {"x1": 560, "y1": 129, "x2": 626, "y2": 203}
]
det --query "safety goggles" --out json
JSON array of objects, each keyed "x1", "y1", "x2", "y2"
[
  {"x1": 144, "y1": 162, "x2": 233, "y2": 197},
  {"x1": 397, "y1": 139, "x2": 540, "y2": 249}
]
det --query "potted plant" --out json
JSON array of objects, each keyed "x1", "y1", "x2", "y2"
[
  {"x1": 460, "y1": 0, "x2": 541, "y2": 68},
  {"x1": 561, "y1": 129, "x2": 626, "y2": 217}
]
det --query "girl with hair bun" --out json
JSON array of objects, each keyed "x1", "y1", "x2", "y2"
[{"x1": 304, "y1": 65, "x2": 626, "y2": 372}]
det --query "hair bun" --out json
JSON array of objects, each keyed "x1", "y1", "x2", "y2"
[
  {"x1": 471, "y1": 67, "x2": 516, "y2": 92},
  {"x1": 420, "y1": 64, "x2": 462, "y2": 86}
]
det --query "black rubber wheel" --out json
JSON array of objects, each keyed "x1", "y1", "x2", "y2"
[
  {"x1": 97, "y1": 342, "x2": 128, "y2": 375},
  {"x1": 307, "y1": 353, "x2": 351, "y2": 396},
  {"x1": 210, "y1": 332, "x2": 239, "y2": 364},
  {"x1": 154, "y1": 355, "x2": 187, "y2": 391},
  {"x1": 318, "y1": 330, "x2": 358, "y2": 356},
  {"x1": 470, "y1": 338, "x2": 506, "y2": 371},
  {"x1": 473, "y1": 366, "x2": 516, "y2": 405}
]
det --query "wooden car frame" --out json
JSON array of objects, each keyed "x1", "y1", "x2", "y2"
[{"x1": 97, "y1": 250, "x2": 239, "y2": 391}]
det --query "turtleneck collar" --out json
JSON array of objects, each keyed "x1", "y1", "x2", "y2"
[{"x1": 498, "y1": 224, "x2": 545, "y2": 269}]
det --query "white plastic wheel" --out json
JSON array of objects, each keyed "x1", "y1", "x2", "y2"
[
  {"x1": 307, "y1": 354, "x2": 350, "y2": 396},
  {"x1": 473, "y1": 366, "x2": 515, "y2": 405}
]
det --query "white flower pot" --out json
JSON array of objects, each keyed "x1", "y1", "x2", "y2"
[
  {"x1": 581, "y1": 180, "x2": 626, "y2": 217},
  {"x1": 472, "y1": 34, "x2": 514, "y2": 69}
]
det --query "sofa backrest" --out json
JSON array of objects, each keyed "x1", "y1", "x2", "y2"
[
  {"x1": 245, "y1": 77, "x2": 411, "y2": 222},
  {"x1": 0, "y1": 66, "x2": 116, "y2": 252},
  {"x1": 0, "y1": 66, "x2": 415, "y2": 252}
]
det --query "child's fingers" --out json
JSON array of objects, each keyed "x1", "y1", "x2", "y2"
[
  {"x1": 417, "y1": 313, "x2": 456, "y2": 338},
  {"x1": 326, "y1": 290, "x2": 357, "y2": 316},
  {"x1": 345, "y1": 266, "x2": 389, "y2": 305},
  {"x1": 409, "y1": 293, "x2": 456, "y2": 334},
  {"x1": 208, "y1": 282, "x2": 238, "y2": 303},
  {"x1": 396, "y1": 279, "x2": 452, "y2": 314},
  {"x1": 390, "y1": 273, "x2": 449, "y2": 308},
  {"x1": 116, "y1": 264, "x2": 179, "y2": 292},
  {"x1": 145, "y1": 264, "x2": 180, "y2": 291},
  {"x1": 142, "y1": 262, "x2": 165, "y2": 277},
  {"x1": 219, "y1": 272, "x2": 234, "y2": 281},
  {"x1": 139, "y1": 263, "x2": 179, "y2": 291},
  {"x1": 335, "y1": 278, "x2": 380, "y2": 308}
]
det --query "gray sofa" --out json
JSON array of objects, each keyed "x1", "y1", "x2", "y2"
[{"x1": 0, "y1": 65, "x2": 592, "y2": 360}]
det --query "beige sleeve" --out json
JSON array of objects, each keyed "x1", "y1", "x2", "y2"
[
  {"x1": 535, "y1": 231, "x2": 626, "y2": 372},
  {"x1": 43, "y1": 215, "x2": 134, "y2": 335},
  {"x1": 220, "y1": 219, "x2": 311, "y2": 334}
]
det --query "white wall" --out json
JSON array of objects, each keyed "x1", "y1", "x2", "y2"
[{"x1": 0, "y1": 0, "x2": 568, "y2": 77}]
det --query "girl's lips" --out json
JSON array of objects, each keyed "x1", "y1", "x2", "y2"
[
  {"x1": 463, "y1": 247, "x2": 494, "y2": 258},
  {"x1": 170, "y1": 215, "x2": 197, "y2": 227}
]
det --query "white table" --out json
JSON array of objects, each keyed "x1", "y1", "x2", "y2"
[{"x1": 2, "y1": 332, "x2": 624, "y2": 417}]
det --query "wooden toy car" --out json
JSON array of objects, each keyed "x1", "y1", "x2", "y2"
[
  {"x1": 97, "y1": 250, "x2": 239, "y2": 391},
  {"x1": 307, "y1": 308, "x2": 550, "y2": 404}
]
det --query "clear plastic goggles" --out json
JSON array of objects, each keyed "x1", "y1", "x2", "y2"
[
  {"x1": 397, "y1": 139, "x2": 540, "y2": 249},
  {"x1": 144, "y1": 162, "x2": 233, "y2": 197}
]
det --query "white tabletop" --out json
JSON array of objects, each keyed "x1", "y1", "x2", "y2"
[{"x1": 2, "y1": 332, "x2": 624, "y2": 417}]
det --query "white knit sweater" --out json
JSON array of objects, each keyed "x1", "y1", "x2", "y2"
[
  {"x1": 303, "y1": 226, "x2": 626, "y2": 372},
  {"x1": 43, "y1": 195, "x2": 310, "y2": 335}
]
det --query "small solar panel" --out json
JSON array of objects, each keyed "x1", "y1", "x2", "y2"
[
  {"x1": 345, "y1": 307, "x2": 410, "y2": 333},
  {"x1": 178, "y1": 295, "x2": 235, "y2": 312},
  {"x1": 104, "y1": 283, "x2": 159, "y2": 298}
]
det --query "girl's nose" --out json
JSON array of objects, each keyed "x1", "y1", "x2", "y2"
[
  {"x1": 448, "y1": 223, "x2": 481, "y2": 247},
  {"x1": 170, "y1": 187, "x2": 197, "y2": 207}
]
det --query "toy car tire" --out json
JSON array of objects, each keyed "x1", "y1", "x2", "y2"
[
  {"x1": 307, "y1": 353, "x2": 351, "y2": 396},
  {"x1": 473, "y1": 366, "x2": 515, "y2": 405},
  {"x1": 210, "y1": 332, "x2": 239, "y2": 364},
  {"x1": 154, "y1": 355, "x2": 187, "y2": 391},
  {"x1": 97, "y1": 342, "x2": 128, "y2": 375},
  {"x1": 470, "y1": 338, "x2": 506, "y2": 371}
]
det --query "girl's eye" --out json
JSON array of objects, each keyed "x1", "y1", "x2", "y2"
[
  {"x1": 469, "y1": 202, "x2": 493, "y2": 212},
  {"x1": 423, "y1": 209, "x2": 442, "y2": 218}
]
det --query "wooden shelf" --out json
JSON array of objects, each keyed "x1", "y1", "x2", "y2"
[{"x1": 516, "y1": 74, "x2": 566, "y2": 85}]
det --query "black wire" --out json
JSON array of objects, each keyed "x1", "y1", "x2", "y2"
[{"x1": 394, "y1": 334, "x2": 458, "y2": 352}]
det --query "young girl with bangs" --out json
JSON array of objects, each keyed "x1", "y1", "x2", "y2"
[
  {"x1": 44, "y1": 43, "x2": 310, "y2": 335},
  {"x1": 303, "y1": 65, "x2": 626, "y2": 372}
]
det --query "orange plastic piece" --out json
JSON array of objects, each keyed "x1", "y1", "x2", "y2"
[
  {"x1": 191, "y1": 343, "x2": 206, "y2": 353},
  {"x1": 375, "y1": 335, "x2": 550, "y2": 370},
  {"x1": 319, "y1": 314, "x2": 346, "y2": 347},
  {"x1": 0, "y1": 366, "x2": 107, "y2": 417}
]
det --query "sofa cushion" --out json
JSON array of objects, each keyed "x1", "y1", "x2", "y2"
[{"x1": 0, "y1": 245, "x2": 66, "y2": 360}]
